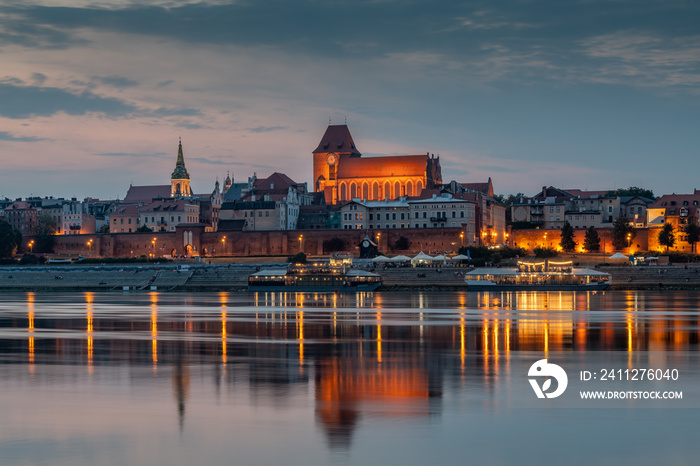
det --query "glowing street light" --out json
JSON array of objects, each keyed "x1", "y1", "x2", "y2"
[
  {"x1": 152, "y1": 237, "x2": 157, "y2": 258},
  {"x1": 627, "y1": 233, "x2": 631, "y2": 249},
  {"x1": 87, "y1": 239, "x2": 93, "y2": 255},
  {"x1": 460, "y1": 232, "x2": 464, "y2": 246},
  {"x1": 298, "y1": 234, "x2": 303, "y2": 252},
  {"x1": 28, "y1": 240, "x2": 34, "y2": 254},
  {"x1": 221, "y1": 236, "x2": 226, "y2": 256}
]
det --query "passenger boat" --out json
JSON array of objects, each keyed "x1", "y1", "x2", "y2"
[
  {"x1": 248, "y1": 263, "x2": 383, "y2": 292},
  {"x1": 465, "y1": 259, "x2": 610, "y2": 291}
]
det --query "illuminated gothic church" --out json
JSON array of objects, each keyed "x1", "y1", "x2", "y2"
[{"x1": 313, "y1": 125, "x2": 442, "y2": 204}]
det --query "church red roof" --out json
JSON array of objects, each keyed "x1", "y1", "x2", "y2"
[
  {"x1": 254, "y1": 172, "x2": 296, "y2": 190},
  {"x1": 336, "y1": 154, "x2": 428, "y2": 178},
  {"x1": 124, "y1": 185, "x2": 171, "y2": 202},
  {"x1": 313, "y1": 125, "x2": 361, "y2": 155}
]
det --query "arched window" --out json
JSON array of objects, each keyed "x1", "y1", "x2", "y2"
[
  {"x1": 340, "y1": 183, "x2": 347, "y2": 201},
  {"x1": 383, "y1": 182, "x2": 390, "y2": 200},
  {"x1": 350, "y1": 182, "x2": 357, "y2": 200},
  {"x1": 406, "y1": 181, "x2": 413, "y2": 197},
  {"x1": 416, "y1": 180, "x2": 423, "y2": 195},
  {"x1": 394, "y1": 181, "x2": 401, "y2": 199},
  {"x1": 362, "y1": 182, "x2": 369, "y2": 200},
  {"x1": 372, "y1": 182, "x2": 379, "y2": 200}
]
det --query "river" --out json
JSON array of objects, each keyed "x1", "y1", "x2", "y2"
[{"x1": 0, "y1": 290, "x2": 699, "y2": 465}]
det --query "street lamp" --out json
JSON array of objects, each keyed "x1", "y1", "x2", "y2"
[
  {"x1": 28, "y1": 240, "x2": 34, "y2": 254},
  {"x1": 298, "y1": 234, "x2": 303, "y2": 252},
  {"x1": 221, "y1": 236, "x2": 226, "y2": 256},
  {"x1": 460, "y1": 232, "x2": 464, "y2": 246},
  {"x1": 152, "y1": 238, "x2": 157, "y2": 258},
  {"x1": 544, "y1": 232, "x2": 548, "y2": 248},
  {"x1": 87, "y1": 239, "x2": 92, "y2": 256},
  {"x1": 627, "y1": 233, "x2": 631, "y2": 249}
]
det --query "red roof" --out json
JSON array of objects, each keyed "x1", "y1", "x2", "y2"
[
  {"x1": 254, "y1": 172, "x2": 296, "y2": 190},
  {"x1": 337, "y1": 154, "x2": 428, "y2": 178},
  {"x1": 124, "y1": 185, "x2": 171, "y2": 202},
  {"x1": 313, "y1": 125, "x2": 361, "y2": 155}
]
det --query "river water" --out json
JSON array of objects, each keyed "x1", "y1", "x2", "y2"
[{"x1": 1, "y1": 290, "x2": 699, "y2": 465}]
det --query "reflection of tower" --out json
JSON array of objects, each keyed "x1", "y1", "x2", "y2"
[
  {"x1": 171, "y1": 138, "x2": 192, "y2": 198},
  {"x1": 172, "y1": 359, "x2": 190, "y2": 431}
]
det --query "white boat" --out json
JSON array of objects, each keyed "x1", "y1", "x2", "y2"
[{"x1": 465, "y1": 259, "x2": 610, "y2": 291}]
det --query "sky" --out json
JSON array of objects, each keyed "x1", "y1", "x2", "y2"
[{"x1": 1, "y1": 0, "x2": 699, "y2": 200}]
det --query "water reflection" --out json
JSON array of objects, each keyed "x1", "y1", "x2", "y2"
[{"x1": 1, "y1": 290, "x2": 700, "y2": 464}]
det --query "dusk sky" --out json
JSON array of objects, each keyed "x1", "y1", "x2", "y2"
[{"x1": 1, "y1": 0, "x2": 699, "y2": 200}]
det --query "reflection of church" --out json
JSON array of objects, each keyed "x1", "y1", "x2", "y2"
[{"x1": 313, "y1": 125, "x2": 442, "y2": 204}]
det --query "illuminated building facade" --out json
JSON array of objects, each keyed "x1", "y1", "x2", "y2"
[{"x1": 313, "y1": 125, "x2": 442, "y2": 204}]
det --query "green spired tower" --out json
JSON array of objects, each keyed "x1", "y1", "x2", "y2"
[{"x1": 171, "y1": 138, "x2": 192, "y2": 197}]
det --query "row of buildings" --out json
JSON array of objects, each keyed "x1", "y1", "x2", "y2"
[
  {"x1": 3, "y1": 122, "x2": 699, "y2": 254},
  {"x1": 2, "y1": 124, "x2": 507, "y2": 251}
]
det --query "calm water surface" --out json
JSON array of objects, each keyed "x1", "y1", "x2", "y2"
[{"x1": 1, "y1": 290, "x2": 699, "y2": 465}]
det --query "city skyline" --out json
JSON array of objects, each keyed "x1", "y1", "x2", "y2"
[{"x1": 1, "y1": 0, "x2": 700, "y2": 199}]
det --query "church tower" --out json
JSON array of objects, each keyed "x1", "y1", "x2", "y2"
[
  {"x1": 312, "y1": 124, "x2": 361, "y2": 204},
  {"x1": 171, "y1": 138, "x2": 192, "y2": 198}
]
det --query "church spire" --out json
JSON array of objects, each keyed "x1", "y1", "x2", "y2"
[{"x1": 171, "y1": 138, "x2": 192, "y2": 197}]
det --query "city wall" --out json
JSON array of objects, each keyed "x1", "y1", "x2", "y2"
[{"x1": 49, "y1": 226, "x2": 466, "y2": 258}]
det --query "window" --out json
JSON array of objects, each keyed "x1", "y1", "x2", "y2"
[
  {"x1": 386, "y1": 213, "x2": 390, "y2": 220},
  {"x1": 401, "y1": 213, "x2": 405, "y2": 220},
  {"x1": 392, "y1": 213, "x2": 396, "y2": 220},
  {"x1": 556, "y1": 216, "x2": 560, "y2": 221},
  {"x1": 120, "y1": 219, "x2": 124, "y2": 224},
  {"x1": 550, "y1": 216, "x2": 553, "y2": 221},
  {"x1": 556, "y1": 206, "x2": 560, "y2": 212},
  {"x1": 423, "y1": 212, "x2": 427, "y2": 219},
  {"x1": 128, "y1": 218, "x2": 131, "y2": 224},
  {"x1": 265, "y1": 211, "x2": 269, "y2": 217},
  {"x1": 178, "y1": 216, "x2": 181, "y2": 222},
  {"x1": 414, "y1": 212, "x2": 419, "y2": 219},
  {"x1": 608, "y1": 206, "x2": 613, "y2": 213},
  {"x1": 461, "y1": 211, "x2": 465, "y2": 218},
  {"x1": 550, "y1": 206, "x2": 554, "y2": 213},
  {"x1": 369, "y1": 213, "x2": 373, "y2": 220},
  {"x1": 259, "y1": 211, "x2": 262, "y2": 217},
  {"x1": 245, "y1": 212, "x2": 248, "y2": 218},
  {"x1": 575, "y1": 216, "x2": 579, "y2": 220}
]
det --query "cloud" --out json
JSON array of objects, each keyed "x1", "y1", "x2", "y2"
[
  {"x1": 175, "y1": 122, "x2": 204, "y2": 129},
  {"x1": 156, "y1": 79, "x2": 174, "y2": 87},
  {"x1": 0, "y1": 82, "x2": 137, "y2": 119},
  {"x1": 93, "y1": 152, "x2": 167, "y2": 157},
  {"x1": 0, "y1": 131, "x2": 48, "y2": 142},
  {"x1": 152, "y1": 107, "x2": 202, "y2": 117},
  {"x1": 31, "y1": 73, "x2": 46, "y2": 85},
  {"x1": 93, "y1": 75, "x2": 138, "y2": 88},
  {"x1": 577, "y1": 31, "x2": 700, "y2": 89},
  {"x1": 249, "y1": 126, "x2": 287, "y2": 133}
]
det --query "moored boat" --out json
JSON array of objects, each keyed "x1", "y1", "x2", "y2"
[
  {"x1": 248, "y1": 263, "x2": 382, "y2": 292},
  {"x1": 465, "y1": 259, "x2": 610, "y2": 291}
]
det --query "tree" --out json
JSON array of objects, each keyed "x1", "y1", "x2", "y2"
[
  {"x1": 99, "y1": 224, "x2": 110, "y2": 233},
  {"x1": 612, "y1": 217, "x2": 635, "y2": 250},
  {"x1": 685, "y1": 224, "x2": 700, "y2": 253},
  {"x1": 606, "y1": 187, "x2": 654, "y2": 199},
  {"x1": 0, "y1": 219, "x2": 19, "y2": 258},
  {"x1": 584, "y1": 226, "x2": 600, "y2": 252},
  {"x1": 136, "y1": 224, "x2": 152, "y2": 233},
  {"x1": 658, "y1": 223, "x2": 676, "y2": 252},
  {"x1": 559, "y1": 221, "x2": 576, "y2": 252},
  {"x1": 33, "y1": 213, "x2": 58, "y2": 253},
  {"x1": 391, "y1": 236, "x2": 410, "y2": 251},
  {"x1": 533, "y1": 247, "x2": 558, "y2": 258},
  {"x1": 287, "y1": 252, "x2": 307, "y2": 264}
]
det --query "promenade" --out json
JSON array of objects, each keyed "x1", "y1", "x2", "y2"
[{"x1": 2, "y1": 263, "x2": 700, "y2": 291}]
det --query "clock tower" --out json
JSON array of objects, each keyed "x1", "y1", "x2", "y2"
[{"x1": 312, "y1": 124, "x2": 361, "y2": 204}]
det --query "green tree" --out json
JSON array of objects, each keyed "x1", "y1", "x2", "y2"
[
  {"x1": 584, "y1": 226, "x2": 601, "y2": 252},
  {"x1": 287, "y1": 252, "x2": 307, "y2": 264},
  {"x1": 0, "y1": 219, "x2": 19, "y2": 258},
  {"x1": 685, "y1": 224, "x2": 700, "y2": 253},
  {"x1": 136, "y1": 224, "x2": 152, "y2": 233},
  {"x1": 391, "y1": 236, "x2": 410, "y2": 251},
  {"x1": 559, "y1": 221, "x2": 577, "y2": 252},
  {"x1": 658, "y1": 223, "x2": 676, "y2": 252},
  {"x1": 606, "y1": 187, "x2": 655, "y2": 199},
  {"x1": 99, "y1": 224, "x2": 110, "y2": 233},
  {"x1": 32, "y1": 213, "x2": 58, "y2": 253},
  {"x1": 612, "y1": 217, "x2": 635, "y2": 250},
  {"x1": 533, "y1": 247, "x2": 558, "y2": 258}
]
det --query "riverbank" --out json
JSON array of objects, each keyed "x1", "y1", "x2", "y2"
[{"x1": 3, "y1": 263, "x2": 700, "y2": 291}]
